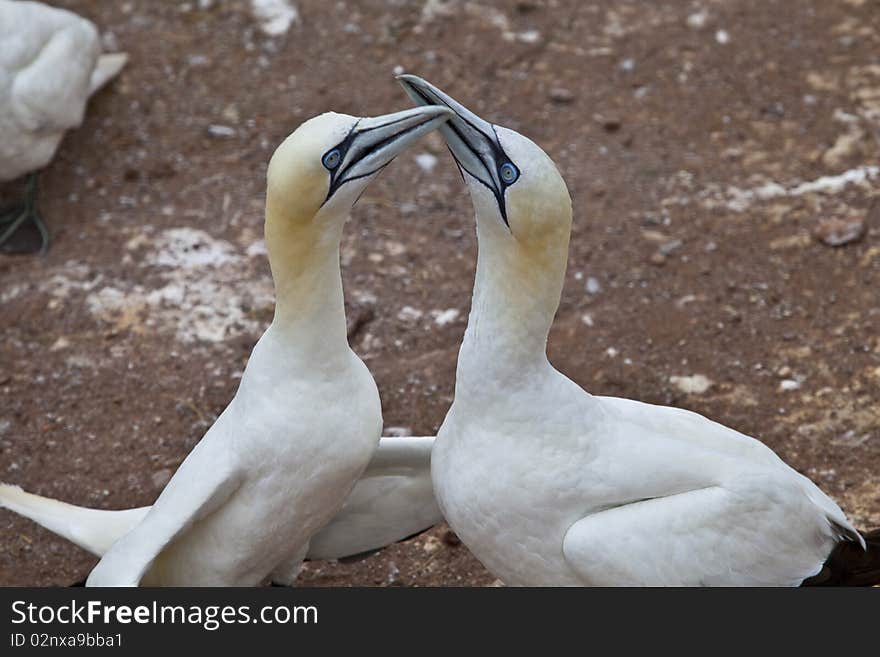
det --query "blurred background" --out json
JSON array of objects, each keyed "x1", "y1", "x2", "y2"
[{"x1": 0, "y1": 0, "x2": 878, "y2": 586}]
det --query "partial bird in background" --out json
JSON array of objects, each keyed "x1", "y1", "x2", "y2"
[{"x1": 0, "y1": 0, "x2": 127, "y2": 254}]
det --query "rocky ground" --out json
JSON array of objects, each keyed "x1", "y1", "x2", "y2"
[{"x1": 1, "y1": 0, "x2": 878, "y2": 586}]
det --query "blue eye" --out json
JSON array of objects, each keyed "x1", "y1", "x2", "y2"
[
  {"x1": 322, "y1": 149, "x2": 341, "y2": 170},
  {"x1": 499, "y1": 162, "x2": 519, "y2": 184}
]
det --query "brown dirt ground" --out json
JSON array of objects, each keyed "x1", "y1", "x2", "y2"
[{"x1": 1, "y1": 0, "x2": 878, "y2": 586}]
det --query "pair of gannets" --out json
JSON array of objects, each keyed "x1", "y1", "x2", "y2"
[
  {"x1": 0, "y1": 0, "x2": 127, "y2": 253},
  {"x1": 4, "y1": 75, "x2": 879, "y2": 586}
]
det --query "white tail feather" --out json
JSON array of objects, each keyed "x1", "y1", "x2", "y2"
[{"x1": 0, "y1": 484, "x2": 147, "y2": 556}]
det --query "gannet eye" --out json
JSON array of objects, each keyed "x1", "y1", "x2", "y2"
[
  {"x1": 499, "y1": 162, "x2": 519, "y2": 185},
  {"x1": 322, "y1": 149, "x2": 342, "y2": 170}
]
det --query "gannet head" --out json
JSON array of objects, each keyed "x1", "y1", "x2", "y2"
[
  {"x1": 263, "y1": 105, "x2": 453, "y2": 340},
  {"x1": 396, "y1": 75, "x2": 572, "y2": 250},
  {"x1": 266, "y1": 106, "x2": 454, "y2": 227}
]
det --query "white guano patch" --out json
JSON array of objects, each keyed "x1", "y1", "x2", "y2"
[
  {"x1": 147, "y1": 228, "x2": 238, "y2": 268},
  {"x1": 414, "y1": 153, "x2": 438, "y2": 173},
  {"x1": 670, "y1": 374, "x2": 713, "y2": 395},
  {"x1": 250, "y1": 0, "x2": 299, "y2": 36},
  {"x1": 701, "y1": 165, "x2": 880, "y2": 212},
  {"x1": 86, "y1": 228, "x2": 274, "y2": 344},
  {"x1": 431, "y1": 308, "x2": 460, "y2": 326}
]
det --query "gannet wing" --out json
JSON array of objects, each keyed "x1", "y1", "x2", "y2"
[
  {"x1": 361, "y1": 436, "x2": 435, "y2": 477},
  {"x1": 306, "y1": 436, "x2": 442, "y2": 560},
  {"x1": 86, "y1": 441, "x2": 241, "y2": 587},
  {"x1": 561, "y1": 479, "x2": 855, "y2": 586},
  {"x1": 306, "y1": 472, "x2": 440, "y2": 561},
  {"x1": 596, "y1": 395, "x2": 861, "y2": 539},
  {"x1": 0, "y1": 484, "x2": 148, "y2": 556},
  {"x1": 1, "y1": 475, "x2": 438, "y2": 566},
  {"x1": 1, "y1": 437, "x2": 439, "y2": 579}
]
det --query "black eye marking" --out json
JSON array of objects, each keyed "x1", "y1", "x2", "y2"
[
  {"x1": 322, "y1": 148, "x2": 341, "y2": 170},
  {"x1": 321, "y1": 121, "x2": 360, "y2": 204},
  {"x1": 406, "y1": 86, "x2": 519, "y2": 227},
  {"x1": 321, "y1": 127, "x2": 356, "y2": 175},
  {"x1": 324, "y1": 117, "x2": 431, "y2": 206}
]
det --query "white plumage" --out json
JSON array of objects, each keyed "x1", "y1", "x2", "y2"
[
  {"x1": 0, "y1": 106, "x2": 451, "y2": 586},
  {"x1": 0, "y1": 0, "x2": 127, "y2": 181},
  {"x1": 81, "y1": 108, "x2": 450, "y2": 586},
  {"x1": 306, "y1": 436, "x2": 441, "y2": 561},
  {"x1": 399, "y1": 75, "x2": 867, "y2": 587},
  {"x1": 0, "y1": 436, "x2": 440, "y2": 579}
]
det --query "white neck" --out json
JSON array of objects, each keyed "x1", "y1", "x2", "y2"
[
  {"x1": 264, "y1": 211, "x2": 349, "y2": 366},
  {"x1": 456, "y1": 210, "x2": 568, "y2": 393}
]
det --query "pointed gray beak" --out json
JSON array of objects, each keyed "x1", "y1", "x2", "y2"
[
  {"x1": 326, "y1": 105, "x2": 453, "y2": 202},
  {"x1": 396, "y1": 74, "x2": 517, "y2": 225}
]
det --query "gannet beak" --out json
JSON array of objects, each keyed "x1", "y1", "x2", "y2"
[
  {"x1": 396, "y1": 74, "x2": 514, "y2": 225},
  {"x1": 325, "y1": 105, "x2": 453, "y2": 202}
]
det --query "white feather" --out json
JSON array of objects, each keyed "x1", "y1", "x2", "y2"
[
  {"x1": 0, "y1": 0, "x2": 126, "y2": 181},
  {"x1": 0, "y1": 437, "x2": 441, "y2": 570}
]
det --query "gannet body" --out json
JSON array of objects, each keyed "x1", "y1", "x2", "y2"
[
  {"x1": 399, "y1": 76, "x2": 880, "y2": 587},
  {"x1": 0, "y1": 0, "x2": 127, "y2": 181},
  {"x1": 0, "y1": 437, "x2": 441, "y2": 576},
  {"x1": 71, "y1": 106, "x2": 451, "y2": 586}
]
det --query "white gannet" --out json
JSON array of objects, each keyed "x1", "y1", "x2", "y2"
[
  {"x1": 53, "y1": 104, "x2": 451, "y2": 586},
  {"x1": 0, "y1": 0, "x2": 127, "y2": 253},
  {"x1": 397, "y1": 75, "x2": 880, "y2": 587},
  {"x1": 0, "y1": 436, "x2": 441, "y2": 584}
]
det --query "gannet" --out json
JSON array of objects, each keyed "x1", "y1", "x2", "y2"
[
  {"x1": 398, "y1": 75, "x2": 880, "y2": 587},
  {"x1": 55, "y1": 105, "x2": 451, "y2": 586},
  {"x1": 0, "y1": 0, "x2": 127, "y2": 253},
  {"x1": 0, "y1": 436, "x2": 441, "y2": 583}
]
